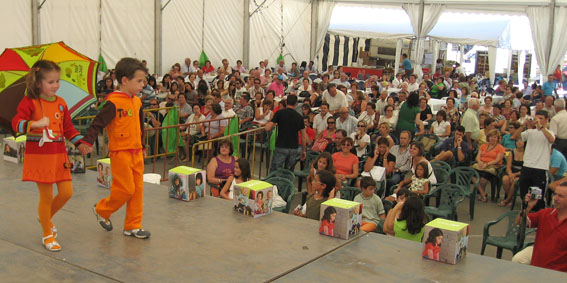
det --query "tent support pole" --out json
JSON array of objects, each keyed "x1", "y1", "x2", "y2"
[
  {"x1": 243, "y1": 0, "x2": 250, "y2": 69},
  {"x1": 154, "y1": 0, "x2": 162, "y2": 75},
  {"x1": 31, "y1": 0, "x2": 40, "y2": 45},
  {"x1": 545, "y1": 0, "x2": 556, "y2": 77},
  {"x1": 310, "y1": 0, "x2": 318, "y2": 61}
]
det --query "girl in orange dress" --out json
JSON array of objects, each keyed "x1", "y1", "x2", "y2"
[{"x1": 12, "y1": 60, "x2": 88, "y2": 251}]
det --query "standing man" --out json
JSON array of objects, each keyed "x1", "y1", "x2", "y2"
[
  {"x1": 542, "y1": 74, "x2": 556, "y2": 97},
  {"x1": 512, "y1": 110, "x2": 555, "y2": 211},
  {"x1": 550, "y1": 99, "x2": 567, "y2": 158},
  {"x1": 266, "y1": 95, "x2": 309, "y2": 171},
  {"x1": 461, "y1": 98, "x2": 481, "y2": 151},
  {"x1": 401, "y1": 53, "x2": 412, "y2": 76}
]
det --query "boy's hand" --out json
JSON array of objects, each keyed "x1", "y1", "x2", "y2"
[{"x1": 77, "y1": 144, "x2": 92, "y2": 155}]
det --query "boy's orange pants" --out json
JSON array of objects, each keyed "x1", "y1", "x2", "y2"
[
  {"x1": 361, "y1": 221, "x2": 377, "y2": 232},
  {"x1": 95, "y1": 150, "x2": 144, "y2": 230}
]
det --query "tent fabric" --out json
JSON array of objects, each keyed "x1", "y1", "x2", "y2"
[
  {"x1": 527, "y1": 7, "x2": 550, "y2": 77},
  {"x1": 548, "y1": 6, "x2": 567, "y2": 77},
  {"x1": 249, "y1": 0, "x2": 311, "y2": 72},
  {"x1": 0, "y1": 0, "x2": 31, "y2": 53},
  {"x1": 315, "y1": 0, "x2": 337, "y2": 56},
  {"x1": 101, "y1": 0, "x2": 154, "y2": 73},
  {"x1": 204, "y1": 0, "x2": 243, "y2": 72},
  {"x1": 317, "y1": 34, "x2": 368, "y2": 72},
  {"x1": 40, "y1": 0, "x2": 100, "y2": 60}
]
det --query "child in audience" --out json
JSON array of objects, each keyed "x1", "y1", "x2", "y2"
[
  {"x1": 354, "y1": 176, "x2": 386, "y2": 232},
  {"x1": 386, "y1": 161, "x2": 430, "y2": 201},
  {"x1": 220, "y1": 158, "x2": 251, "y2": 200},
  {"x1": 306, "y1": 152, "x2": 341, "y2": 195},
  {"x1": 294, "y1": 170, "x2": 336, "y2": 220}
]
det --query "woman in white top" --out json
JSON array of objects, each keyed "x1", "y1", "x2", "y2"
[
  {"x1": 297, "y1": 77, "x2": 312, "y2": 92},
  {"x1": 429, "y1": 110, "x2": 451, "y2": 142},
  {"x1": 518, "y1": 104, "x2": 531, "y2": 124},
  {"x1": 358, "y1": 102, "x2": 378, "y2": 130},
  {"x1": 379, "y1": 105, "x2": 398, "y2": 131},
  {"x1": 350, "y1": 121, "x2": 371, "y2": 157},
  {"x1": 181, "y1": 105, "x2": 206, "y2": 162},
  {"x1": 253, "y1": 100, "x2": 273, "y2": 126},
  {"x1": 220, "y1": 158, "x2": 251, "y2": 200}
]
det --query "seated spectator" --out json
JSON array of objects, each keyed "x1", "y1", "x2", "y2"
[
  {"x1": 409, "y1": 142, "x2": 437, "y2": 185},
  {"x1": 354, "y1": 176, "x2": 386, "y2": 232},
  {"x1": 518, "y1": 104, "x2": 532, "y2": 124},
  {"x1": 358, "y1": 102, "x2": 378, "y2": 130},
  {"x1": 478, "y1": 117, "x2": 496, "y2": 145},
  {"x1": 301, "y1": 104, "x2": 315, "y2": 124},
  {"x1": 236, "y1": 93, "x2": 254, "y2": 126},
  {"x1": 473, "y1": 129, "x2": 506, "y2": 202},
  {"x1": 202, "y1": 60, "x2": 214, "y2": 74},
  {"x1": 388, "y1": 130, "x2": 412, "y2": 189},
  {"x1": 178, "y1": 93, "x2": 193, "y2": 122},
  {"x1": 502, "y1": 121, "x2": 520, "y2": 148},
  {"x1": 419, "y1": 97, "x2": 433, "y2": 122},
  {"x1": 383, "y1": 194, "x2": 427, "y2": 242},
  {"x1": 442, "y1": 97, "x2": 460, "y2": 127},
  {"x1": 299, "y1": 115, "x2": 315, "y2": 147},
  {"x1": 499, "y1": 139, "x2": 524, "y2": 207},
  {"x1": 550, "y1": 147, "x2": 567, "y2": 180},
  {"x1": 479, "y1": 96, "x2": 494, "y2": 116},
  {"x1": 332, "y1": 137, "x2": 359, "y2": 184},
  {"x1": 182, "y1": 104, "x2": 206, "y2": 162},
  {"x1": 351, "y1": 91, "x2": 367, "y2": 117},
  {"x1": 202, "y1": 103, "x2": 227, "y2": 139},
  {"x1": 253, "y1": 99, "x2": 273, "y2": 126},
  {"x1": 430, "y1": 110, "x2": 451, "y2": 142},
  {"x1": 220, "y1": 158, "x2": 251, "y2": 200},
  {"x1": 145, "y1": 98, "x2": 164, "y2": 156},
  {"x1": 433, "y1": 126, "x2": 469, "y2": 167},
  {"x1": 387, "y1": 161, "x2": 430, "y2": 200},
  {"x1": 350, "y1": 121, "x2": 371, "y2": 158},
  {"x1": 327, "y1": 129, "x2": 346, "y2": 155},
  {"x1": 322, "y1": 84, "x2": 348, "y2": 114},
  {"x1": 222, "y1": 98, "x2": 236, "y2": 119},
  {"x1": 364, "y1": 137, "x2": 396, "y2": 180},
  {"x1": 206, "y1": 139, "x2": 236, "y2": 196},
  {"x1": 336, "y1": 107, "x2": 358, "y2": 137},
  {"x1": 294, "y1": 170, "x2": 336, "y2": 220},
  {"x1": 307, "y1": 152, "x2": 342, "y2": 196},
  {"x1": 379, "y1": 105, "x2": 399, "y2": 132},
  {"x1": 429, "y1": 77, "x2": 445, "y2": 99}
]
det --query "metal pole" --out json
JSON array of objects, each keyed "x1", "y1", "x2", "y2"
[
  {"x1": 310, "y1": 0, "x2": 318, "y2": 61},
  {"x1": 154, "y1": 0, "x2": 162, "y2": 76},
  {"x1": 31, "y1": 0, "x2": 40, "y2": 45},
  {"x1": 243, "y1": 0, "x2": 250, "y2": 69}
]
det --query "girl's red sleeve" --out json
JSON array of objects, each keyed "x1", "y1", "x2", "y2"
[
  {"x1": 61, "y1": 101, "x2": 86, "y2": 146},
  {"x1": 12, "y1": 97, "x2": 35, "y2": 135}
]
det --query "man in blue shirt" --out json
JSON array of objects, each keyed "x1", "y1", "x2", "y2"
[
  {"x1": 401, "y1": 53, "x2": 412, "y2": 76},
  {"x1": 542, "y1": 74, "x2": 556, "y2": 97},
  {"x1": 550, "y1": 148, "x2": 567, "y2": 179}
]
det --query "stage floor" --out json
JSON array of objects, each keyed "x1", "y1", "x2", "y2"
[{"x1": 0, "y1": 160, "x2": 565, "y2": 282}]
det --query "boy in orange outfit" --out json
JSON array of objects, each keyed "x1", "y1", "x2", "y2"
[{"x1": 81, "y1": 57, "x2": 150, "y2": 239}]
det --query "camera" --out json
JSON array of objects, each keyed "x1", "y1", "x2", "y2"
[
  {"x1": 529, "y1": 187, "x2": 542, "y2": 200},
  {"x1": 527, "y1": 116, "x2": 534, "y2": 122}
]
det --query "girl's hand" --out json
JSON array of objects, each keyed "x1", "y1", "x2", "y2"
[{"x1": 32, "y1": 116, "x2": 50, "y2": 129}]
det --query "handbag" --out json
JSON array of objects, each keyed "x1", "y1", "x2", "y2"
[
  {"x1": 361, "y1": 166, "x2": 386, "y2": 182},
  {"x1": 421, "y1": 136, "x2": 436, "y2": 152},
  {"x1": 471, "y1": 163, "x2": 498, "y2": 176},
  {"x1": 312, "y1": 137, "x2": 330, "y2": 152}
]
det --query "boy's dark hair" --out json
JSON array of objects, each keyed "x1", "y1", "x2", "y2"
[
  {"x1": 236, "y1": 158, "x2": 251, "y2": 181},
  {"x1": 377, "y1": 137, "x2": 390, "y2": 146},
  {"x1": 360, "y1": 176, "x2": 376, "y2": 190},
  {"x1": 397, "y1": 188, "x2": 411, "y2": 199},
  {"x1": 455, "y1": 125, "x2": 466, "y2": 133},
  {"x1": 115, "y1": 57, "x2": 148, "y2": 85},
  {"x1": 536, "y1": 110, "x2": 549, "y2": 119},
  {"x1": 317, "y1": 170, "x2": 336, "y2": 198}
]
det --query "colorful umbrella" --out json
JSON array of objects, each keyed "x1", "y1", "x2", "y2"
[{"x1": 0, "y1": 41, "x2": 98, "y2": 133}]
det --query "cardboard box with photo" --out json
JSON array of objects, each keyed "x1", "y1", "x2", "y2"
[
  {"x1": 319, "y1": 198, "x2": 363, "y2": 240},
  {"x1": 3, "y1": 136, "x2": 26, "y2": 164},
  {"x1": 96, "y1": 158, "x2": 112, "y2": 188},
  {"x1": 233, "y1": 180, "x2": 274, "y2": 218},
  {"x1": 422, "y1": 218, "x2": 470, "y2": 264},
  {"x1": 66, "y1": 142, "x2": 85, "y2": 173},
  {"x1": 168, "y1": 166, "x2": 207, "y2": 202}
]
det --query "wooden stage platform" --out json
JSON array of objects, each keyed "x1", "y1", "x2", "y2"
[{"x1": 0, "y1": 160, "x2": 564, "y2": 282}]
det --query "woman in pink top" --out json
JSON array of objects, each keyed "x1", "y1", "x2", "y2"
[
  {"x1": 332, "y1": 137, "x2": 359, "y2": 183},
  {"x1": 268, "y1": 75, "x2": 285, "y2": 98}
]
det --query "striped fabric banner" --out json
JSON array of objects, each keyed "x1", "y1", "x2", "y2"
[{"x1": 318, "y1": 33, "x2": 369, "y2": 72}]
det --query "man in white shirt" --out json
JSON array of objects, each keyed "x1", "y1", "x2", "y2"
[
  {"x1": 512, "y1": 110, "x2": 555, "y2": 211},
  {"x1": 337, "y1": 73, "x2": 351, "y2": 88},
  {"x1": 391, "y1": 73, "x2": 403, "y2": 89},
  {"x1": 189, "y1": 60, "x2": 199, "y2": 73},
  {"x1": 375, "y1": 90, "x2": 388, "y2": 115},
  {"x1": 407, "y1": 74, "x2": 419, "y2": 93},
  {"x1": 336, "y1": 107, "x2": 358, "y2": 137},
  {"x1": 550, "y1": 99, "x2": 567, "y2": 158},
  {"x1": 522, "y1": 80, "x2": 533, "y2": 97},
  {"x1": 219, "y1": 59, "x2": 233, "y2": 75},
  {"x1": 222, "y1": 98, "x2": 236, "y2": 118},
  {"x1": 322, "y1": 84, "x2": 348, "y2": 114},
  {"x1": 277, "y1": 59, "x2": 287, "y2": 72},
  {"x1": 181, "y1": 58, "x2": 192, "y2": 76},
  {"x1": 313, "y1": 102, "x2": 332, "y2": 136}
]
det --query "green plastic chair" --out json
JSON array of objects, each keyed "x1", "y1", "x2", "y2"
[
  {"x1": 293, "y1": 151, "x2": 320, "y2": 192},
  {"x1": 262, "y1": 168, "x2": 295, "y2": 183},
  {"x1": 424, "y1": 183, "x2": 467, "y2": 221},
  {"x1": 450, "y1": 167, "x2": 480, "y2": 220},
  {"x1": 431, "y1": 160, "x2": 451, "y2": 173},
  {"x1": 481, "y1": 210, "x2": 536, "y2": 258},
  {"x1": 265, "y1": 176, "x2": 296, "y2": 214},
  {"x1": 338, "y1": 186, "x2": 362, "y2": 201},
  {"x1": 426, "y1": 167, "x2": 450, "y2": 207}
]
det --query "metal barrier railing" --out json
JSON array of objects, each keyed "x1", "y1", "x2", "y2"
[{"x1": 190, "y1": 126, "x2": 268, "y2": 179}]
